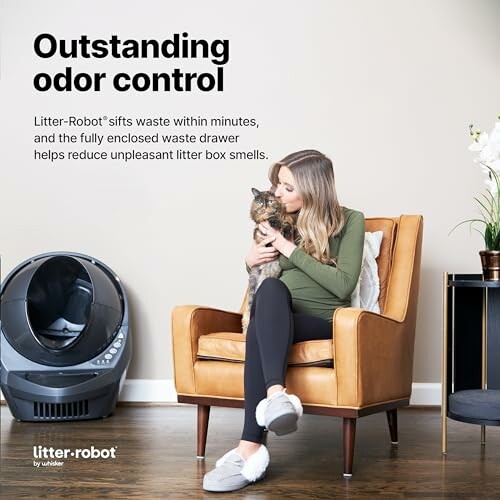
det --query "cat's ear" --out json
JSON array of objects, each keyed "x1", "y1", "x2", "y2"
[{"x1": 251, "y1": 188, "x2": 261, "y2": 198}]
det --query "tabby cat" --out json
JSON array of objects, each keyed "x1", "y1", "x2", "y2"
[{"x1": 242, "y1": 188, "x2": 295, "y2": 334}]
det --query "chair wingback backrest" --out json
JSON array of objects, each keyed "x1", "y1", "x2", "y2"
[
  {"x1": 381, "y1": 215, "x2": 424, "y2": 325},
  {"x1": 366, "y1": 215, "x2": 423, "y2": 323}
]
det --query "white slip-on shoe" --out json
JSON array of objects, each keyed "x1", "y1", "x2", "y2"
[
  {"x1": 202, "y1": 445, "x2": 270, "y2": 492},
  {"x1": 255, "y1": 389, "x2": 303, "y2": 436}
]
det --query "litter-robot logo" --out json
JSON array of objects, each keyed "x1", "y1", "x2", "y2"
[{"x1": 32, "y1": 445, "x2": 118, "y2": 467}]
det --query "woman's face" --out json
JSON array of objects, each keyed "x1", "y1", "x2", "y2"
[{"x1": 275, "y1": 166, "x2": 303, "y2": 213}]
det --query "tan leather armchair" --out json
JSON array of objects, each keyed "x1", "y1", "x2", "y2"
[{"x1": 171, "y1": 215, "x2": 423, "y2": 476}]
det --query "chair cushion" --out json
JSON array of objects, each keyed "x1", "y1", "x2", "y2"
[
  {"x1": 197, "y1": 332, "x2": 333, "y2": 367},
  {"x1": 351, "y1": 231, "x2": 383, "y2": 312},
  {"x1": 365, "y1": 218, "x2": 397, "y2": 313}
]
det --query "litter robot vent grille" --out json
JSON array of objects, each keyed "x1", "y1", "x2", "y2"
[{"x1": 33, "y1": 400, "x2": 89, "y2": 419}]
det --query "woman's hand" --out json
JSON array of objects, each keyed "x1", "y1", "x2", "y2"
[
  {"x1": 245, "y1": 236, "x2": 280, "y2": 268},
  {"x1": 258, "y1": 222, "x2": 297, "y2": 258}
]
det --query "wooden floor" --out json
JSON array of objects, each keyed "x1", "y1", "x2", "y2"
[{"x1": 1, "y1": 404, "x2": 499, "y2": 499}]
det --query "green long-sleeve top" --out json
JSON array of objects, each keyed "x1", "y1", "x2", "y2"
[{"x1": 279, "y1": 207, "x2": 365, "y2": 323}]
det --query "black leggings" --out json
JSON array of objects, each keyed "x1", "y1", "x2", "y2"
[{"x1": 241, "y1": 277, "x2": 332, "y2": 443}]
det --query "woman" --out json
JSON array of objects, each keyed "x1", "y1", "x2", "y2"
[{"x1": 203, "y1": 150, "x2": 365, "y2": 492}]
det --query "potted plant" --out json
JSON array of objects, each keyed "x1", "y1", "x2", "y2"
[{"x1": 452, "y1": 116, "x2": 500, "y2": 281}]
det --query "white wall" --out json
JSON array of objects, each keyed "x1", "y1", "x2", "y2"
[{"x1": 1, "y1": 0, "x2": 499, "y2": 392}]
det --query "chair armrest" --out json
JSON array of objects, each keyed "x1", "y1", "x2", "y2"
[
  {"x1": 171, "y1": 305, "x2": 242, "y2": 395},
  {"x1": 333, "y1": 307, "x2": 412, "y2": 408}
]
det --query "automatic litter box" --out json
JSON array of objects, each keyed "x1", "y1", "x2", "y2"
[{"x1": 0, "y1": 252, "x2": 131, "y2": 421}]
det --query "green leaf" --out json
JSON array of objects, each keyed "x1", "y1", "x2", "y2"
[
  {"x1": 477, "y1": 193, "x2": 495, "y2": 220},
  {"x1": 451, "y1": 162, "x2": 500, "y2": 248},
  {"x1": 449, "y1": 218, "x2": 487, "y2": 236},
  {"x1": 485, "y1": 225, "x2": 493, "y2": 249},
  {"x1": 493, "y1": 231, "x2": 500, "y2": 250}
]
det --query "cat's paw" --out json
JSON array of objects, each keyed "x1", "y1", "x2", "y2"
[
  {"x1": 268, "y1": 216, "x2": 280, "y2": 229},
  {"x1": 282, "y1": 224, "x2": 293, "y2": 240}
]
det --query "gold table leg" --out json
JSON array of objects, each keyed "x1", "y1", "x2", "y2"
[{"x1": 442, "y1": 272, "x2": 448, "y2": 455}]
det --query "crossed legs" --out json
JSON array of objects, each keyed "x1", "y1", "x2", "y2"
[{"x1": 239, "y1": 277, "x2": 332, "y2": 456}]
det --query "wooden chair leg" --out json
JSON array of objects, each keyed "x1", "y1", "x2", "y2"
[
  {"x1": 343, "y1": 417, "x2": 356, "y2": 478},
  {"x1": 197, "y1": 405, "x2": 210, "y2": 459},
  {"x1": 386, "y1": 409, "x2": 398, "y2": 444}
]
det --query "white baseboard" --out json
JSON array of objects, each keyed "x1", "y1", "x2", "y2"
[
  {"x1": 1, "y1": 381, "x2": 441, "y2": 405},
  {"x1": 118, "y1": 379, "x2": 178, "y2": 403},
  {"x1": 409, "y1": 382, "x2": 441, "y2": 406}
]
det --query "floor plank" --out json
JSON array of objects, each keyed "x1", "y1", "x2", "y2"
[{"x1": 1, "y1": 405, "x2": 499, "y2": 498}]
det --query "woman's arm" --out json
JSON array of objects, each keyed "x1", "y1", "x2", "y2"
[
  {"x1": 262, "y1": 211, "x2": 365, "y2": 299},
  {"x1": 245, "y1": 235, "x2": 280, "y2": 270},
  {"x1": 288, "y1": 210, "x2": 365, "y2": 299}
]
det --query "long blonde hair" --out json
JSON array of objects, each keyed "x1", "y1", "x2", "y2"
[{"x1": 269, "y1": 150, "x2": 344, "y2": 264}]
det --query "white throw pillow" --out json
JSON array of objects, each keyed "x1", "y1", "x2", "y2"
[{"x1": 351, "y1": 231, "x2": 384, "y2": 313}]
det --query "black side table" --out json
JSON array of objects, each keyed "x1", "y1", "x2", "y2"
[{"x1": 442, "y1": 273, "x2": 500, "y2": 454}]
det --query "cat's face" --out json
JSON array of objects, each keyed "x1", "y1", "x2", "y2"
[{"x1": 250, "y1": 188, "x2": 281, "y2": 222}]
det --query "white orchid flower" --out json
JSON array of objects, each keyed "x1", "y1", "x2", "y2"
[
  {"x1": 478, "y1": 145, "x2": 497, "y2": 164},
  {"x1": 470, "y1": 120, "x2": 500, "y2": 173},
  {"x1": 489, "y1": 121, "x2": 500, "y2": 147},
  {"x1": 469, "y1": 131, "x2": 488, "y2": 151},
  {"x1": 486, "y1": 122, "x2": 500, "y2": 171},
  {"x1": 457, "y1": 117, "x2": 500, "y2": 251}
]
